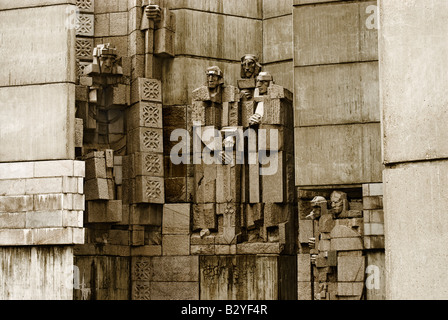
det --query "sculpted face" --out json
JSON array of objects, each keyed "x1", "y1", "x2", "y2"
[
  {"x1": 207, "y1": 74, "x2": 221, "y2": 89},
  {"x1": 330, "y1": 191, "x2": 346, "y2": 215},
  {"x1": 242, "y1": 58, "x2": 256, "y2": 78},
  {"x1": 256, "y1": 80, "x2": 269, "y2": 95},
  {"x1": 100, "y1": 56, "x2": 114, "y2": 73}
]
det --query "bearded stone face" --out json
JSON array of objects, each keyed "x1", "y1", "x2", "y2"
[{"x1": 242, "y1": 58, "x2": 256, "y2": 78}]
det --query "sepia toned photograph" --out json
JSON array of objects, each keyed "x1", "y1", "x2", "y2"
[{"x1": 0, "y1": 0, "x2": 442, "y2": 307}]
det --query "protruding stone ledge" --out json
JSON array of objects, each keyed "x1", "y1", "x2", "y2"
[
  {"x1": 0, "y1": 227, "x2": 84, "y2": 246},
  {"x1": 0, "y1": 160, "x2": 85, "y2": 246}
]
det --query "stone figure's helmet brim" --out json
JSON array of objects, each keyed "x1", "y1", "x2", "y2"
[
  {"x1": 256, "y1": 72, "x2": 273, "y2": 82},
  {"x1": 206, "y1": 67, "x2": 223, "y2": 78}
]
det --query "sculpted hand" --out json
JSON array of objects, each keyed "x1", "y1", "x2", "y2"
[{"x1": 249, "y1": 113, "x2": 262, "y2": 126}]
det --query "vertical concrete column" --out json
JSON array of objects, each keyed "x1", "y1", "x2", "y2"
[
  {"x1": 0, "y1": 0, "x2": 84, "y2": 299},
  {"x1": 379, "y1": 0, "x2": 448, "y2": 299}
]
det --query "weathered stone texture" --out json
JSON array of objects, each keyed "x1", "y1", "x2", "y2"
[
  {"x1": 293, "y1": 1, "x2": 378, "y2": 66},
  {"x1": 295, "y1": 123, "x2": 383, "y2": 186},
  {"x1": 0, "y1": 246, "x2": 74, "y2": 300}
]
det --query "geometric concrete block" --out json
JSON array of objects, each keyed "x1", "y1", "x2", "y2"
[
  {"x1": 293, "y1": 1, "x2": 378, "y2": 66},
  {"x1": 297, "y1": 254, "x2": 311, "y2": 282},
  {"x1": 0, "y1": 212, "x2": 26, "y2": 229},
  {"x1": 128, "y1": 128, "x2": 164, "y2": 154},
  {"x1": 162, "y1": 235, "x2": 190, "y2": 256},
  {"x1": 295, "y1": 123, "x2": 383, "y2": 186},
  {"x1": 263, "y1": 14, "x2": 293, "y2": 64},
  {"x1": 85, "y1": 156, "x2": 107, "y2": 180},
  {"x1": 0, "y1": 162, "x2": 34, "y2": 180},
  {"x1": 363, "y1": 196, "x2": 383, "y2": 210},
  {"x1": 174, "y1": 9, "x2": 262, "y2": 62},
  {"x1": 0, "y1": 5, "x2": 76, "y2": 86},
  {"x1": 337, "y1": 282, "x2": 364, "y2": 298},
  {"x1": 0, "y1": 195, "x2": 33, "y2": 213},
  {"x1": 25, "y1": 211, "x2": 63, "y2": 229},
  {"x1": 0, "y1": 84, "x2": 75, "y2": 162},
  {"x1": 133, "y1": 152, "x2": 164, "y2": 178},
  {"x1": 330, "y1": 225, "x2": 362, "y2": 239},
  {"x1": 162, "y1": 204, "x2": 191, "y2": 235},
  {"x1": 295, "y1": 62, "x2": 379, "y2": 127},
  {"x1": 330, "y1": 237, "x2": 363, "y2": 252},
  {"x1": 298, "y1": 219, "x2": 314, "y2": 244},
  {"x1": 134, "y1": 176, "x2": 165, "y2": 204},
  {"x1": 337, "y1": 255, "x2": 365, "y2": 282},
  {"x1": 131, "y1": 78, "x2": 162, "y2": 105},
  {"x1": 128, "y1": 102, "x2": 163, "y2": 130},
  {"x1": 85, "y1": 179, "x2": 110, "y2": 200},
  {"x1": 76, "y1": 14, "x2": 94, "y2": 37}
]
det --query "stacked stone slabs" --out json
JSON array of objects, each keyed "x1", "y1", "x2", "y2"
[
  {"x1": 293, "y1": 0, "x2": 383, "y2": 300},
  {"x1": 0, "y1": 1, "x2": 85, "y2": 299},
  {"x1": 0, "y1": 161, "x2": 85, "y2": 245},
  {"x1": 379, "y1": 0, "x2": 448, "y2": 300},
  {"x1": 128, "y1": 78, "x2": 165, "y2": 205},
  {"x1": 75, "y1": 0, "x2": 95, "y2": 80}
]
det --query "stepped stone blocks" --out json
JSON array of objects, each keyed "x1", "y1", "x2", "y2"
[
  {"x1": 75, "y1": 0, "x2": 95, "y2": 81},
  {"x1": 128, "y1": 78, "x2": 165, "y2": 205},
  {"x1": 131, "y1": 255, "x2": 199, "y2": 300},
  {"x1": 0, "y1": 161, "x2": 85, "y2": 246},
  {"x1": 297, "y1": 186, "x2": 384, "y2": 300},
  {"x1": 0, "y1": 0, "x2": 392, "y2": 302}
]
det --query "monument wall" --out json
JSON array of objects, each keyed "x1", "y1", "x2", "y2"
[
  {"x1": 380, "y1": 0, "x2": 448, "y2": 300},
  {"x1": 0, "y1": 0, "x2": 394, "y2": 300},
  {"x1": 293, "y1": 0, "x2": 385, "y2": 300},
  {"x1": 0, "y1": 0, "x2": 85, "y2": 299}
]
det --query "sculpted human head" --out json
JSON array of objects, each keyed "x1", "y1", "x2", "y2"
[
  {"x1": 241, "y1": 54, "x2": 262, "y2": 79},
  {"x1": 330, "y1": 191, "x2": 348, "y2": 215},
  {"x1": 206, "y1": 66, "x2": 224, "y2": 90},
  {"x1": 256, "y1": 72, "x2": 273, "y2": 95}
]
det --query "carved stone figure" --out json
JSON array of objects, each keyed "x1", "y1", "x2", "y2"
[
  {"x1": 329, "y1": 190, "x2": 349, "y2": 217},
  {"x1": 255, "y1": 71, "x2": 273, "y2": 96},
  {"x1": 144, "y1": 2, "x2": 162, "y2": 22},
  {"x1": 303, "y1": 190, "x2": 365, "y2": 300},
  {"x1": 249, "y1": 71, "x2": 273, "y2": 126},
  {"x1": 239, "y1": 54, "x2": 262, "y2": 102},
  {"x1": 192, "y1": 66, "x2": 242, "y2": 243},
  {"x1": 87, "y1": 43, "x2": 123, "y2": 75},
  {"x1": 306, "y1": 196, "x2": 328, "y2": 220},
  {"x1": 241, "y1": 54, "x2": 262, "y2": 79},
  {"x1": 206, "y1": 66, "x2": 224, "y2": 99}
]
